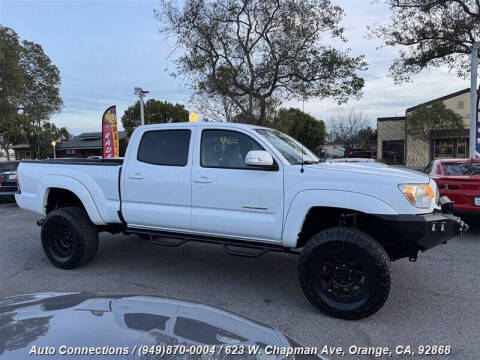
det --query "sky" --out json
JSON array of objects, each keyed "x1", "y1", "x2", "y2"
[{"x1": 0, "y1": 0, "x2": 471, "y2": 134}]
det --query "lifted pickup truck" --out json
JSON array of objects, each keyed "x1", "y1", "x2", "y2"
[{"x1": 15, "y1": 122, "x2": 467, "y2": 319}]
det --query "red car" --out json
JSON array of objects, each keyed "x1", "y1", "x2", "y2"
[{"x1": 425, "y1": 158, "x2": 480, "y2": 216}]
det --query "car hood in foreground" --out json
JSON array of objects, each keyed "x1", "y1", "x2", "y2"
[{"x1": 0, "y1": 292, "x2": 325, "y2": 360}]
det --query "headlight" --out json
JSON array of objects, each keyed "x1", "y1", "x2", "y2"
[{"x1": 398, "y1": 183, "x2": 434, "y2": 209}]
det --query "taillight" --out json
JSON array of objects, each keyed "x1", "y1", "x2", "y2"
[{"x1": 16, "y1": 173, "x2": 20, "y2": 193}]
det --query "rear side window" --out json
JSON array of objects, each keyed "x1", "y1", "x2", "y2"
[
  {"x1": 443, "y1": 162, "x2": 480, "y2": 175},
  {"x1": 137, "y1": 130, "x2": 191, "y2": 166}
]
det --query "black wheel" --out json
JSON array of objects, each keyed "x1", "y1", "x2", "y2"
[
  {"x1": 41, "y1": 207, "x2": 98, "y2": 269},
  {"x1": 298, "y1": 227, "x2": 390, "y2": 320}
]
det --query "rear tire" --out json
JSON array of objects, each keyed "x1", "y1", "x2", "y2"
[
  {"x1": 41, "y1": 207, "x2": 98, "y2": 269},
  {"x1": 298, "y1": 227, "x2": 390, "y2": 320}
]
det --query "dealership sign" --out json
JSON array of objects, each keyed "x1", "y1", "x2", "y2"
[{"x1": 102, "y1": 106, "x2": 120, "y2": 159}]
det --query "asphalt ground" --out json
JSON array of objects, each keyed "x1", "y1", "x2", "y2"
[{"x1": 0, "y1": 201, "x2": 479, "y2": 359}]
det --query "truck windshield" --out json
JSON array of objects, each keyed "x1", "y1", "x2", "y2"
[{"x1": 255, "y1": 128, "x2": 319, "y2": 165}]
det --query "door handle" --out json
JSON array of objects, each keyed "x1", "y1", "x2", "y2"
[
  {"x1": 194, "y1": 176, "x2": 212, "y2": 184},
  {"x1": 128, "y1": 172, "x2": 145, "y2": 180}
]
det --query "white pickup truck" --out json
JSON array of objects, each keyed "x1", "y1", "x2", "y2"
[{"x1": 15, "y1": 122, "x2": 467, "y2": 319}]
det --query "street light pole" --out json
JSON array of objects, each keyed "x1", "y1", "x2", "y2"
[
  {"x1": 134, "y1": 87, "x2": 150, "y2": 126},
  {"x1": 469, "y1": 42, "x2": 480, "y2": 158},
  {"x1": 51, "y1": 141, "x2": 56, "y2": 159}
]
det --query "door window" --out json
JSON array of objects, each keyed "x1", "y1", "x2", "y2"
[
  {"x1": 200, "y1": 130, "x2": 264, "y2": 169},
  {"x1": 138, "y1": 130, "x2": 191, "y2": 166}
]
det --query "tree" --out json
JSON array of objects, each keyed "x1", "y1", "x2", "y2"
[
  {"x1": 329, "y1": 109, "x2": 370, "y2": 149},
  {"x1": 156, "y1": 0, "x2": 366, "y2": 125},
  {"x1": 0, "y1": 26, "x2": 63, "y2": 159},
  {"x1": 190, "y1": 93, "x2": 238, "y2": 122},
  {"x1": 357, "y1": 126, "x2": 377, "y2": 148},
  {"x1": 371, "y1": 1, "x2": 480, "y2": 82},
  {"x1": 17, "y1": 114, "x2": 70, "y2": 159},
  {"x1": 20, "y1": 40, "x2": 63, "y2": 158},
  {"x1": 0, "y1": 27, "x2": 25, "y2": 160},
  {"x1": 407, "y1": 102, "x2": 464, "y2": 141},
  {"x1": 0, "y1": 114, "x2": 26, "y2": 160},
  {"x1": 121, "y1": 99, "x2": 189, "y2": 136},
  {"x1": 270, "y1": 108, "x2": 325, "y2": 151}
]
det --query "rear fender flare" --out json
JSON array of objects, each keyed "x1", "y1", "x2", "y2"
[{"x1": 39, "y1": 175, "x2": 105, "y2": 225}]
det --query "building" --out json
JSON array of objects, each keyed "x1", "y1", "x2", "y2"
[
  {"x1": 377, "y1": 117, "x2": 406, "y2": 165},
  {"x1": 56, "y1": 131, "x2": 127, "y2": 158},
  {"x1": 11, "y1": 143, "x2": 33, "y2": 160},
  {"x1": 377, "y1": 88, "x2": 471, "y2": 168}
]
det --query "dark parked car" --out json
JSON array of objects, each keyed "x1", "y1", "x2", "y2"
[
  {"x1": 0, "y1": 170, "x2": 18, "y2": 202},
  {"x1": 343, "y1": 147, "x2": 375, "y2": 159},
  {"x1": 0, "y1": 161, "x2": 19, "y2": 173},
  {"x1": 0, "y1": 161, "x2": 19, "y2": 202},
  {"x1": 0, "y1": 292, "x2": 326, "y2": 359}
]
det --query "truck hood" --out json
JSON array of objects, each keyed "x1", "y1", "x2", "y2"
[{"x1": 309, "y1": 162, "x2": 430, "y2": 183}]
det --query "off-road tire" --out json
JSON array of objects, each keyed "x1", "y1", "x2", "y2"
[
  {"x1": 298, "y1": 227, "x2": 390, "y2": 320},
  {"x1": 41, "y1": 207, "x2": 98, "y2": 269}
]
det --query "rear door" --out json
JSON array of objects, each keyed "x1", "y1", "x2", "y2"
[
  {"x1": 190, "y1": 127, "x2": 284, "y2": 242},
  {"x1": 122, "y1": 128, "x2": 194, "y2": 230}
]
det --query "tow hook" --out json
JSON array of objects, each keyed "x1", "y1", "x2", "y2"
[
  {"x1": 458, "y1": 220, "x2": 469, "y2": 233},
  {"x1": 37, "y1": 219, "x2": 46, "y2": 227}
]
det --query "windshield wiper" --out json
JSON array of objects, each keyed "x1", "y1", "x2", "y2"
[{"x1": 302, "y1": 160, "x2": 320, "y2": 165}]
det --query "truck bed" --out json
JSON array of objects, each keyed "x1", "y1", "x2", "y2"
[{"x1": 16, "y1": 159, "x2": 123, "y2": 225}]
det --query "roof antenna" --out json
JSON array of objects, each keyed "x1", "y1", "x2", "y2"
[
  {"x1": 301, "y1": 143, "x2": 304, "y2": 173},
  {"x1": 301, "y1": 92, "x2": 305, "y2": 173}
]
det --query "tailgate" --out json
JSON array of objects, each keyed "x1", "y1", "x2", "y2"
[{"x1": 436, "y1": 176, "x2": 480, "y2": 211}]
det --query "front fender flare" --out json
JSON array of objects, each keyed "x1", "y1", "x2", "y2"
[{"x1": 282, "y1": 190, "x2": 398, "y2": 248}]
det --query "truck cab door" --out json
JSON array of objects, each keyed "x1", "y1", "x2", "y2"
[
  {"x1": 121, "y1": 128, "x2": 193, "y2": 231},
  {"x1": 190, "y1": 128, "x2": 283, "y2": 243}
]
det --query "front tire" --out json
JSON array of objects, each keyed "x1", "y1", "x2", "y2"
[
  {"x1": 41, "y1": 207, "x2": 98, "y2": 269},
  {"x1": 298, "y1": 227, "x2": 390, "y2": 320}
]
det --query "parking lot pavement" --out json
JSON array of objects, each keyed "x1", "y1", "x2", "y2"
[{"x1": 0, "y1": 202, "x2": 479, "y2": 359}]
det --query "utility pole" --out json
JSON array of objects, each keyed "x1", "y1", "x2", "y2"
[
  {"x1": 134, "y1": 87, "x2": 150, "y2": 126},
  {"x1": 469, "y1": 42, "x2": 480, "y2": 158}
]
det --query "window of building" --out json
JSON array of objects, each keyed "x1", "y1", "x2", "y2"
[
  {"x1": 457, "y1": 100, "x2": 465, "y2": 110},
  {"x1": 200, "y1": 129, "x2": 264, "y2": 169},
  {"x1": 382, "y1": 140, "x2": 404, "y2": 165},
  {"x1": 137, "y1": 129, "x2": 191, "y2": 166},
  {"x1": 433, "y1": 139, "x2": 454, "y2": 158},
  {"x1": 432, "y1": 138, "x2": 468, "y2": 160}
]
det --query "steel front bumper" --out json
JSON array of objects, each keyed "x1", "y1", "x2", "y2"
[
  {"x1": 375, "y1": 206, "x2": 468, "y2": 260},
  {"x1": 381, "y1": 212, "x2": 467, "y2": 250}
]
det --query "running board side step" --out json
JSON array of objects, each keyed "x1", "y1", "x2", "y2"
[{"x1": 126, "y1": 228, "x2": 300, "y2": 258}]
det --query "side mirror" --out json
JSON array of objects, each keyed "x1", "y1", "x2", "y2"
[{"x1": 245, "y1": 150, "x2": 274, "y2": 167}]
